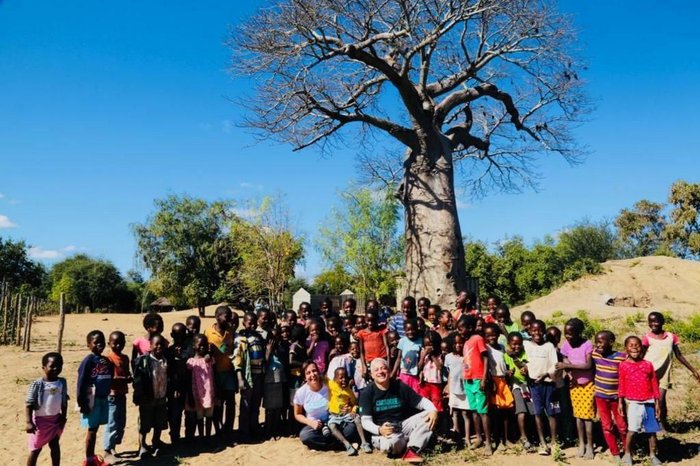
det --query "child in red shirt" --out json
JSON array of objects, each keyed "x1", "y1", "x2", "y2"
[
  {"x1": 458, "y1": 315, "x2": 492, "y2": 455},
  {"x1": 618, "y1": 336, "x2": 662, "y2": 466},
  {"x1": 356, "y1": 309, "x2": 388, "y2": 373}
]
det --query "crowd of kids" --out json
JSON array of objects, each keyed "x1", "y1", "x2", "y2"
[{"x1": 24, "y1": 292, "x2": 700, "y2": 466}]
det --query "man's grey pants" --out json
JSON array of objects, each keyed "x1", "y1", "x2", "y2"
[{"x1": 371, "y1": 411, "x2": 433, "y2": 455}]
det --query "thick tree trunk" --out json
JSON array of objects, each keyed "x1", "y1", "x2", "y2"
[{"x1": 403, "y1": 146, "x2": 466, "y2": 308}]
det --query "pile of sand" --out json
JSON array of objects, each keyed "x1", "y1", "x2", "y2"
[{"x1": 514, "y1": 256, "x2": 700, "y2": 319}]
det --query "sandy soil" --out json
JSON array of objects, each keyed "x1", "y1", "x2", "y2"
[
  {"x1": 2, "y1": 274, "x2": 700, "y2": 464},
  {"x1": 514, "y1": 256, "x2": 700, "y2": 319}
]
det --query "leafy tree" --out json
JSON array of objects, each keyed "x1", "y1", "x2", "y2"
[
  {"x1": 0, "y1": 237, "x2": 47, "y2": 292},
  {"x1": 311, "y1": 265, "x2": 354, "y2": 296},
  {"x1": 615, "y1": 200, "x2": 668, "y2": 257},
  {"x1": 231, "y1": 197, "x2": 305, "y2": 311},
  {"x1": 665, "y1": 180, "x2": 700, "y2": 258},
  {"x1": 464, "y1": 239, "x2": 497, "y2": 301},
  {"x1": 50, "y1": 254, "x2": 129, "y2": 312},
  {"x1": 557, "y1": 220, "x2": 617, "y2": 264},
  {"x1": 133, "y1": 195, "x2": 239, "y2": 316},
  {"x1": 318, "y1": 187, "x2": 402, "y2": 300},
  {"x1": 232, "y1": 0, "x2": 588, "y2": 306}
]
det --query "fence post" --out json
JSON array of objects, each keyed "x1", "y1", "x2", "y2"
[
  {"x1": 57, "y1": 293, "x2": 66, "y2": 353},
  {"x1": 0, "y1": 283, "x2": 7, "y2": 344},
  {"x1": 15, "y1": 294, "x2": 23, "y2": 346},
  {"x1": 23, "y1": 296, "x2": 33, "y2": 351}
]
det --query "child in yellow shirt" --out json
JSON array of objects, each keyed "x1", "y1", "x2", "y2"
[{"x1": 328, "y1": 367, "x2": 372, "y2": 455}]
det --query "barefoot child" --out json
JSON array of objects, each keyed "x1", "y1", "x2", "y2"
[
  {"x1": 557, "y1": 318, "x2": 595, "y2": 459},
  {"x1": 592, "y1": 330, "x2": 627, "y2": 459},
  {"x1": 133, "y1": 334, "x2": 168, "y2": 459},
  {"x1": 204, "y1": 306, "x2": 236, "y2": 435},
  {"x1": 104, "y1": 331, "x2": 132, "y2": 463},
  {"x1": 26, "y1": 352, "x2": 68, "y2": 466},
  {"x1": 328, "y1": 367, "x2": 373, "y2": 455},
  {"x1": 77, "y1": 330, "x2": 113, "y2": 466},
  {"x1": 444, "y1": 335, "x2": 471, "y2": 445},
  {"x1": 504, "y1": 332, "x2": 534, "y2": 450},
  {"x1": 619, "y1": 336, "x2": 662, "y2": 466},
  {"x1": 419, "y1": 331, "x2": 445, "y2": 425},
  {"x1": 459, "y1": 315, "x2": 492, "y2": 455},
  {"x1": 643, "y1": 311, "x2": 700, "y2": 432},
  {"x1": 484, "y1": 323, "x2": 514, "y2": 450},
  {"x1": 186, "y1": 334, "x2": 215, "y2": 439},
  {"x1": 523, "y1": 320, "x2": 559, "y2": 456}
]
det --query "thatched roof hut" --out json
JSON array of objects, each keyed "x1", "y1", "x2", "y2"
[{"x1": 150, "y1": 297, "x2": 175, "y2": 313}]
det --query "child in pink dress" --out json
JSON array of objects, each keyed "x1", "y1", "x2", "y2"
[{"x1": 186, "y1": 334, "x2": 216, "y2": 439}]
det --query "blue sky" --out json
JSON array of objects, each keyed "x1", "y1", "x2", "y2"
[{"x1": 1, "y1": 1, "x2": 699, "y2": 280}]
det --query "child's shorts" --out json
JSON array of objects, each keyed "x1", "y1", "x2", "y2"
[
  {"x1": 328, "y1": 413, "x2": 356, "y2": 426},
  {"x1": 513, "y1": 387, "x2": 535, "y2": 415},
  {"x1": 139, "y1": 399, "x2": 168, "y2": 434},
  {"x1": 215, "y1": 370, "x2": 238, "y2": 393},
  {"x1": 570, "y1": 381, "x2": 596, "y2": 420},
  {"x1": 463, "y1": 379, "x2": 487, "y2": 414},
  {"x1": 80, "y1": 396, "x2": 109, "y2": 429},
  {"x1": 489, "y1": 376, "x2": 514, "y2": 409},
  {"x1": 626, "y1": 400, "x2": 661, "y2": 433},
  {"x1": 399, "y1": 373, "x2": 421, "y2": 394},
  {"x1": 195, "y1": 407, "x2": 214, "y2": 420},
  {"x1": 529, "y1": 381, "x2": 560, "y2": 417},
  {"x1": 449, "y1": 391, "x2": 470, "y2": 410},
  {"x1": 420, "y1": 382, "x2": 444, "y2": 412},
  {"x1": 28, "y1": 414, "x2": 63, "y2": 451}
]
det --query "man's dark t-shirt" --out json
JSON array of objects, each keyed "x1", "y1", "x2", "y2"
[{"x1": 359, "y1": 379, "x2": 423, "y2": 426}]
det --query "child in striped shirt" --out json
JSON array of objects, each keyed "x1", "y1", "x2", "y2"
[{"x1": 592, "y1": 330, "x2": 627, "y2": 459}]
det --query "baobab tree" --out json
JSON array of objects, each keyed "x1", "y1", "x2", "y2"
[{"x1": 231, "y1": 0, "x2": 588, "y2": 306}]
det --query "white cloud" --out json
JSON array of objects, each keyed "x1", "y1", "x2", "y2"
[
  {"x1": 28, "y1": 246, "x2": 63, "y2": 260},
  {"x1": 0, "y1": 193, "x2": 4, "y2": 199},
  {"x1": 240, "y1": 182, "x2": 263, "y2": 190},
  {"x1": 230, "y1": 207, "x2": 257, "y2": 219},
  {"x1": 0, "y1": 214, "x2": 17, "y2": 228},
  {"x1": 62, "y1": 245, "x2": 77, "y2": 252},
  {"x1": 456, "y1": 200, "x2": 471, "y2": 210}
]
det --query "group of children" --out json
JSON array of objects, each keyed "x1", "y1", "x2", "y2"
[{"x1": 24, "y1": 294, "x2": 699, "y2": 465}]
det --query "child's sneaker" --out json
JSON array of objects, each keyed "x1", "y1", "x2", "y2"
[
  {"x1": 321, "y1": 425, "x2": 331, "y2": 437},
  {"x1": 401, "y1": 447, "x2": 423, "y2": 463},
  {"x1": 620, "y1": 453, "x2": 633, "y2": 465},
  {"x1": 360, "y1": 442, "x2": 373, "y2": 453},
  {"x1": 650, "y1": 456, "x2": 663, "y2": 466},
  {"x1": 345, "y1": 444, "x2": 358, "y2": 456}
]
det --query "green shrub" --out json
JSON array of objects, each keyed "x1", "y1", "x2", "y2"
[
  {"x1": 667, "y1": 313, "x2": 700, "y2": 343},
  {"x1": 574, "y1": 310, "x2": 605, "y2": 340},
  {"x1": 625, "y1": 311, "x2": 645, "y2": 328}
]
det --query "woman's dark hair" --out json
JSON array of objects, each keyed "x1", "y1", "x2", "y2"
[
  {"x1": 301, "y1": 360, "x2": 319, "y2": 377},
  {"x1": 565, "y1": 317, "x2": 585, "y2": 335}
]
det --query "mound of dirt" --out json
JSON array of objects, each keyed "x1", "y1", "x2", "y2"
[{"x1": 514, "y1": 256, "x2": 700, "y2": 319}]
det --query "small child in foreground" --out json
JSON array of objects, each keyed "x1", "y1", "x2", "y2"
[
  {"x1": 619, "y1": 335, "x2": 663, "y2": 466},
  {"x1": 77, "y1": 330, "x2": 113, "y2": 466},
  {"x1": 133, "y1": 334, "x2": 169, "y2": 459},
  {"x1": 26, "y1": 352, "x2": 68, "y2": 466},
  {"x1": 327, "y1": 367, "x2": 372, "y2": 455},
  {"x1": 186, "y1": 334, "x2": 216, "y2": 439},
  {"x1": 104, "y1": 331, "x2": 131, "y2": 463},
  {"x1": 592, "y1": 330, "x2": 627, "y2": 459}
]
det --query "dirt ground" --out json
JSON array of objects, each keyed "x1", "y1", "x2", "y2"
[{"x1": 2, "y1": 303, "x2": 700, "y2": 464}]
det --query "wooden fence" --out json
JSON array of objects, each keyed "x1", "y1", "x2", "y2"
[{"x1": 0, "y1": 281, "x2": 56, "y2": 351}]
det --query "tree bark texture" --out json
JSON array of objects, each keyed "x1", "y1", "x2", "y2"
[{"x1": 403, "y1": 148, "x2": 466, "y2": 307}]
